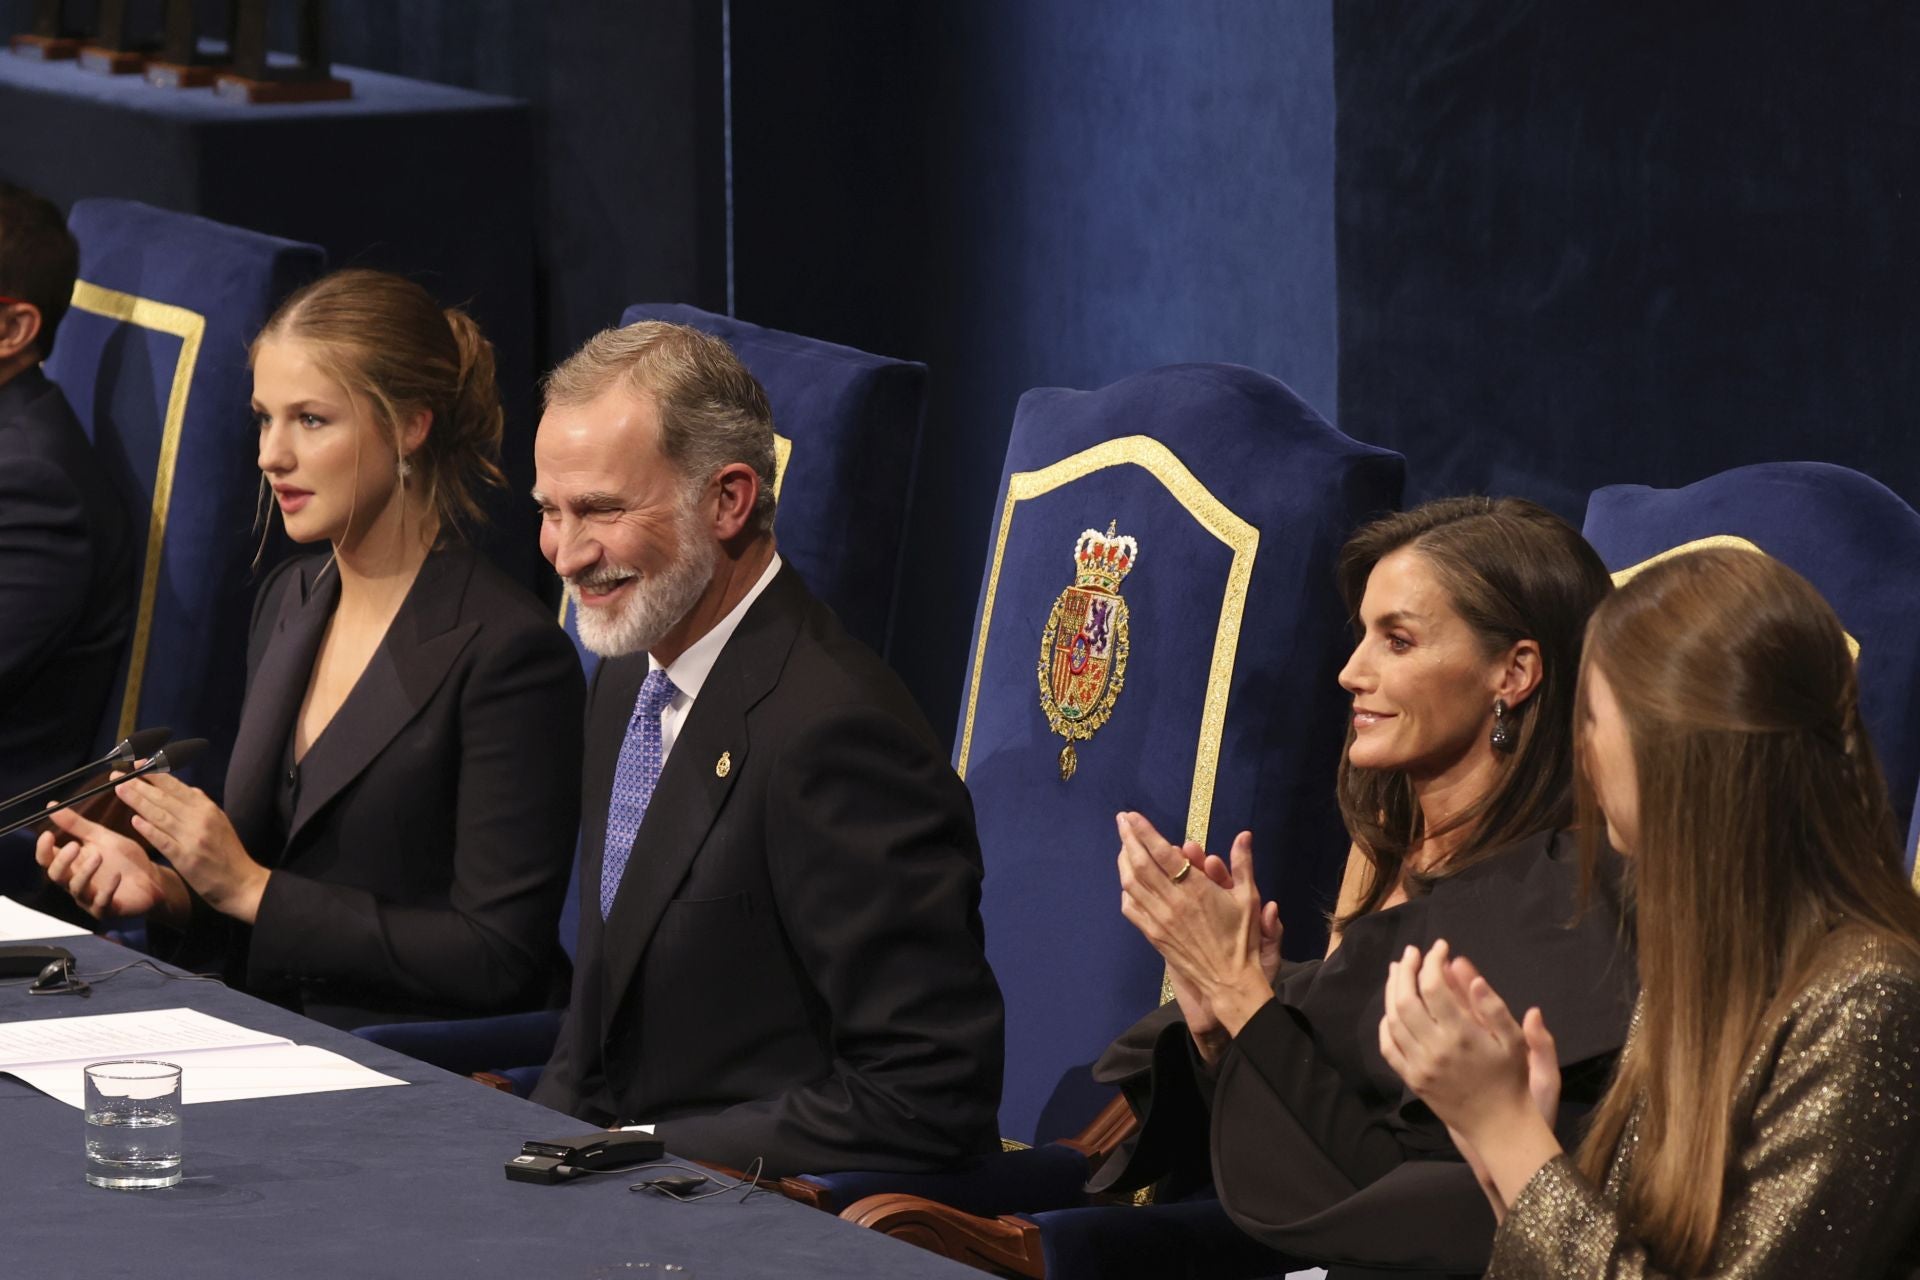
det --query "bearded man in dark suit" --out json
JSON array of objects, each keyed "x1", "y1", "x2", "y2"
[
  {"x1": 529, "y1": 321, "x2": 1004, "y2": 1175},
  {"x1": 0, "y1": 184, "x2": 133, "y2": 888}
]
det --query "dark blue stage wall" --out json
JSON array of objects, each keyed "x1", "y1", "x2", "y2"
[
  {"x1": 12, "y1": 2, "x2": 1916, "y2": 746},
  {"x1": 261, "y1": 0, "x2": 728, "y2": 381},
  {"x1": 729, "y1": 1, "x2": 1343, "y2": 738},
  {"x1": 241, "y1": 1, "x2": 1343, "y2": 738},
  {"x1": 1333, "y1": 0, "x2": 1920, "y2": 522}
]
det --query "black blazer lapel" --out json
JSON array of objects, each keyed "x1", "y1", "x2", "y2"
[
  {"x1": 284, "y1": 548, "x2": 481, "y2": 849},
  {"x1": 597, "y1": 566, "x2": 807, "y2": 1041},
  {"x1": 226, "y1": 560, "x2": 335, "y2": 863}
]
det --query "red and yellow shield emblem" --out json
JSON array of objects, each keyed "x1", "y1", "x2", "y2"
[{"x1": 1037, "y1": 522, "x2": 1137, "y2": 780}]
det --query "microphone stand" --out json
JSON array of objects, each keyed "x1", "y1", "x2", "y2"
[
  {"x1": 0, "y1": 729, "x2": 173, "y2": 819},
  {"x1": 0, "y1": 741, "x2": 207, "y2": 841}
]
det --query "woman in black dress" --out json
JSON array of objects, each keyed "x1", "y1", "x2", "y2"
[{"x1": 1097, "y1": 497, "x2": 1635, "y2": 1279}]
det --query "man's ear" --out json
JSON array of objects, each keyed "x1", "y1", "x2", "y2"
[
  {"x1": 1495, "y1": 638, "x2": 1544, "y2": 709},
  {"x1": 0, "y1": 302, "x2": 45, "y2": 364},
  {"x1": 709, "y1": 462, "x2": 762, "y2": 542}
]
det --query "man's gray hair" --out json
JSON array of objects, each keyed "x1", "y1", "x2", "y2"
[{"x1": 543, "y1": 321, "x2": 777, "y2": 534}]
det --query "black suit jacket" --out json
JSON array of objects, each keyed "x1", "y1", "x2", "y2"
[
  {"x1": 532, "y1": 565, "x2": 1005, "y2": 1176},
  {"x1": 0, "y1": 368, "x2": 134, "y2": 875},
  {"x1": 172, "y1": 544, "x2": 584, "y2": 1029}
]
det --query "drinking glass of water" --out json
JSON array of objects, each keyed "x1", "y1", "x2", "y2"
[{"x1": 84, "y1": 1060, "x2": 182, "y2": 1190}]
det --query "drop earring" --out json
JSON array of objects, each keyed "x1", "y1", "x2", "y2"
[
  {"x1": 397, "y1": 455, "x2": 414, "y2": 483},
  {"x1": 1489, "y1": 698, "x2": 1516, "y2": 753}
]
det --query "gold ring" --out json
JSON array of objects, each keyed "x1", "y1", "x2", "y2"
[{"x1": 1169, "y1": 861, "x2": 1193, "y2": 884}]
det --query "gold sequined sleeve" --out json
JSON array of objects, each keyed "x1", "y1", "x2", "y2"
[{"x1": 1487, "y1": 951, "x2": 1920, "y2": 1278}]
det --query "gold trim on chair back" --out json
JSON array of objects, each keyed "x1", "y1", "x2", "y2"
[
  {"x1": 66, "y1": 280, "x2": 207, "y2": 740},
  {"x1": 1614, "y1": 538, "x2": 1892, "y2": 885},
  {"x1": 957, "y1": 435, "x2": 1258, "y2": 852},
  {"x1": 958, "y1": 435, "x2": 1259, "y2": 1016},
  {"x1": 1610, "y1": 535, "x2": 1861, "y2": 659}
]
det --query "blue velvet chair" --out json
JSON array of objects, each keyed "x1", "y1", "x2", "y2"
[
  {"x1": 607, "y1": 303, "x2": 927, "y2": 659},
  {"x1": 1582, "y1": 461, "x2": 1920, "y2": 838},
  {"x1": 45, "y1": 199, "x2": 324, "y2": 794},
  {"x1": 809, "y1": 364, "x2": 1403, "y2": 1276}
]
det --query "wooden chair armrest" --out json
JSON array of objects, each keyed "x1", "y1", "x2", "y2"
[
  {"x1": 841, "y1": 1193, "x2": 1046, "y2": 1278},
  {"x1": 1055, "y1": 1091, "x2": 1137, "y2": 1162},
  {"x1": 470, "y1": 1071, "x2": 515, "y2": 1093}
]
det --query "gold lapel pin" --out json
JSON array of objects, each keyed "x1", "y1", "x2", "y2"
[{"x1": 715, "y1": 750, "x2": 731, "y2": 778}]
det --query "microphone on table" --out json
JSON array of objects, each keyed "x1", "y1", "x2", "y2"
[
  {"x1": 0, "y1": 727, "x2": 173, "y2": 819},
  {"x1": 0, "y1": 739, "x2": 208, "y2": 841}
]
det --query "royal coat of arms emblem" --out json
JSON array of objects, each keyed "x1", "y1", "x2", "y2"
[{"x1": 1037, "y1": 521, "x2": 1137, "y2": 780}]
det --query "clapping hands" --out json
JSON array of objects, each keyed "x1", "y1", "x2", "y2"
[
  {"x1": 1378, "y1": 939, "x2": 1564, "y2": 1218},
  {"x1": 1116, "y1": 812, "x2": 1282, "y2": 1062}
]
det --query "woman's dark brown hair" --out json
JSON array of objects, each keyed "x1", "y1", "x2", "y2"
[
  {"x1": 1335, "y1": 497, "x2": 1612, "y2": 924},
  {"x1": 251, "y1": 267, "x2": 505, "y2": 536},
  {"x1": 1573, "y1": 547, "x2": 1920, "y2": 1274}
]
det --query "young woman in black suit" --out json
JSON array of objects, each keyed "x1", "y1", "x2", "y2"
[{"x1": 37, "y1": 268, "x2": 584, "y2": 1029}]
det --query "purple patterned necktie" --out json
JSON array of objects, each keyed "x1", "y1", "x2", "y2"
[{"x1": 600, "y1": 668, "x2": 679, "y2": 917}]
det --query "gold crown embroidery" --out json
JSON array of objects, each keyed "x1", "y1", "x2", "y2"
[{"x1": 1037, "y1": 521, "x2": 1137, "y2": 780}]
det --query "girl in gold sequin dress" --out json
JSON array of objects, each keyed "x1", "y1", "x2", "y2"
[{"x1": 1381, "y1": 546, "x2": 1920, "y2": 1278}]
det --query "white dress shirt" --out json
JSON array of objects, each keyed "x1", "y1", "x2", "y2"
[{"x1": 648, "y1": 552, "x2": 782, "y2": 765}]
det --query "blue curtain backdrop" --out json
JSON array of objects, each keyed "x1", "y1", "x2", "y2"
[
  {"x1": 729, "y1": 1, "x2": 1343, "y2": 740},
  {"x1": 7, "y1": 0, "x2": 1917, "y2": 753},
  {"x1": 1332, "y1": 0, "x2": 1920, "y2": 522}
]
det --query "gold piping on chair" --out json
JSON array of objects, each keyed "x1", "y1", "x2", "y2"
[
  {"x1": 66, "y1": 281, "x2": 207, "y2": 740},
  {"x1": 957, "y1": 434, "x2": 1260, "y2": 944},
  {"x1": 1610, "y1": 535, "x2": 1860, "y2": 660},
  {"x1": 1615, "y1": 538, "x2": 1896, "y2": 885}
]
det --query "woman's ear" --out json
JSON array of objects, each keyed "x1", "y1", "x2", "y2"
[
  {"x1": 1497, "y1": 639, "x2": 1544, "y2": 709},
  {"x1": 400, "y1": 408, "x2": 433, "y2": 457}
]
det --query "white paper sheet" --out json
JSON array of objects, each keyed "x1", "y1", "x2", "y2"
[
  {"x1": 0, "y1": 1007, "x2": 406, "y2": 1107},
  {"x1": 0, "y1": 1007, "x2": 284, "y2": 1069},
  {"x1": 9, "y1": 1043, "x2": 406, "y2": 1108},
  {"x1": 0, "y1": 895, "x2": 91, "y2": 941}
]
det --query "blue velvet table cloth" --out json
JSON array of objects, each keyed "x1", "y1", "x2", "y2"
[
  {"x1": 0, "y1": 934, "x2": 971, "y2": 1279},
  {"x1": 0, "y1": 49, "x2": 546, "y2": 589}
]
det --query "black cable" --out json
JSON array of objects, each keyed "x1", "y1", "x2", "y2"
[
  {"x1": 627, "y1": 1157, "x2": 766, "y2": 1203},
  {"x1": 0, "y1": 957, "x2": 226, "y2": 995}
]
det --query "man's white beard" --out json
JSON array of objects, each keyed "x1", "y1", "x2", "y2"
[{"x1": 566, "y1": 498, "x2": 718, "y2": 658}]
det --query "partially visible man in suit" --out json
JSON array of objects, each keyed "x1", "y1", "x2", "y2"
[
  {"x1": 0, "y1": 184, "x2": 133, "y2": 890},
  {"x1": 529, "y1": 322, "x2": 1004, "y2": 1175}
]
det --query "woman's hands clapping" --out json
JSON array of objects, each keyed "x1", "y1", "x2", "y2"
[
  {"x1": 1378, "y1": 939, "x2": 1565, "y2": 1218},
  {"x1": 36, "y1": 769, "x2": 268, "y2": 927},
  {"x1": 36, "y1": 803, "x2": 189, "y2": 924},
  {"x1": 1116, "y1": 812, "x2": 1282, "y2": 1064}
]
